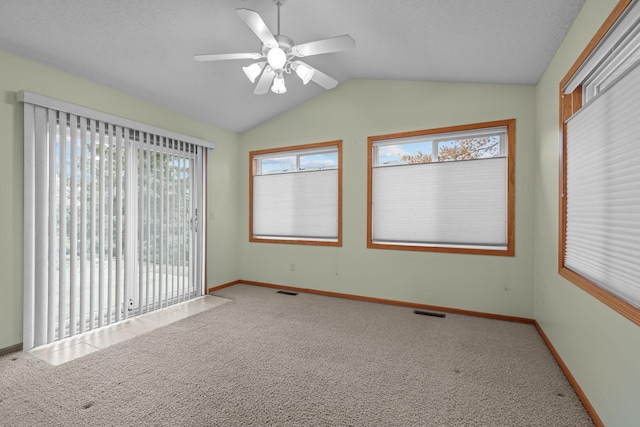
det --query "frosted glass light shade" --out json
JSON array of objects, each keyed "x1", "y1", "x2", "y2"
[
  {"x1": 271, "y1": 75, "x2": 287, "y2": 94},
  {"x1": 267, "y1": 47, "x2": 286, "y2": 69},
  {"x1": 294, "y1": 62, "x2": 315, "y2": 84},
  {"x1": 242, "y1": 62, "x2": 265, "y2": 83}
]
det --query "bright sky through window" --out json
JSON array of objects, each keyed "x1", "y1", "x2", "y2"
[
  {"x1": 259, "y1": 151, "x2": 338, "y2": 174},
  {"x1": 376, "y1": 137, "x2": 502, "y2": 166}
]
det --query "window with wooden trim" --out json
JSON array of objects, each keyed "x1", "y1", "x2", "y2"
[
  {"x1": 559, "y1": 0, "x2": 640, "y2": 326},
  {"x1": 250, "y1": 141, "x2": 342, "y2": 246},
  {"x1": 368, "y1": 120, "x2": 515, "y2": 256}
]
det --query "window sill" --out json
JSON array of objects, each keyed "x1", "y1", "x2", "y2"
[
  {"x1": 368, "y1": 241, "x2": 513, "y2": 256},
  {"x1": 250, "y1": 236, "x2": 341, "y2": 247}
]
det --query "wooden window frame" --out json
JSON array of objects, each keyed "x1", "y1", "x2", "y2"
[
  {"x1": 558, "y1": 0, "x2": 640, "y2": 326},
  {"x1": 367, "y1": 119, "x2": 516, "y2": 256},
  {"x1": 249, "y1": 140, "x2": 343, "y2": 247}
]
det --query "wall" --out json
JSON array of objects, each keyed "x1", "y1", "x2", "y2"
[
  {"x1": 239, "y1": 79, "x2": 536, "y2": 318},
  {"x1": 0, "y1": 48, "x2": 240, "y2": 350},
  {"x1": 534, "y1": 0, "x2": 640, "y2": 425}
]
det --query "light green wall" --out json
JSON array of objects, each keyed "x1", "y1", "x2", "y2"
[
  {"x1": 0, "y1": 48, "x2": 240, "y2": 349},
  {"x1": 4, "y1": 4, "x2": 638, "y2": 421},
  {"x1": 534, "y1": 0, "x2": 640, "y2": 425},
  {"x1": 239, "y1": 79, "x2": 536, "y2": 318}
]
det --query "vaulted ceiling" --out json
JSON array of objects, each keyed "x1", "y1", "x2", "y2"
[{"x1": 0, "y1": 0, "x2": 584, "y2": 133}]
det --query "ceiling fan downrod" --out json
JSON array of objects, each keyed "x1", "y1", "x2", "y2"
[{"x1": 277, "y1": 1, "x2": 281, "y2": 36}]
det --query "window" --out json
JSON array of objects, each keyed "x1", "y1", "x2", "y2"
[
  {"x1": 250, "y1": 141, "x2": 342, "y2": 246},
  {"x1": 560, "y1": 0, "x2": 640, "y2": 326},
  {"x1": 368, "y1": 120, "x2": 515, "y2": 256},
  {"x1": 21, "y1": 91, "x2": 211, "y2": 350}
]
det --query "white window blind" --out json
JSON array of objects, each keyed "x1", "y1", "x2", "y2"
[
  {"x1": 372, "y1": 158, "x2": 507, "y2": 248},
  {"x1": 22, "y1": 92, "x2": 210, "y2": 350},
  {"x1": 565, "y1": 60, "x2": 640, "y2": 310},
  {"x1": 253, "y1": 169, "x2": 338, "y2": 240}
]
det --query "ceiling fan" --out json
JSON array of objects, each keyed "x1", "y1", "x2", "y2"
[{"x1": 194, "y1": 1, "x2": 355, "y2": 95}]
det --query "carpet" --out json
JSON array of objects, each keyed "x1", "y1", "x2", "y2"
[{"x1": 0, "y1": 284, "x2": 593, "y2": 426}]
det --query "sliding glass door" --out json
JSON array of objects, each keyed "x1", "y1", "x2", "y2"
[{"x1": 23, "y1": 93, "x2": 210, "y2": 350}]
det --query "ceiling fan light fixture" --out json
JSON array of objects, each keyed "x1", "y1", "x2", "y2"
[
  {"x1": 242, "y1": 61, "x2": 266, "y2": 83},
  {"x1": 195, "y1": 5, "x2": 354, "y2": 95},
  {"x1": 267, "y1": 47, "x2": 287, "y2": 69},
  {"x1": 293, "y1": 61, "x2": 315, "y2": 84},
  {"x1": 271, "y1": 74, "x2": 287, "y2": 94}
]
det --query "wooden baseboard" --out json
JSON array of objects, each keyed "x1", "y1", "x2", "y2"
[
  {"x1": 238, "y1": 279, "x2": 535, "y2": 324},
  {"x1": 207, "y1": 280, "x2": 242, "y2": 294},
  {"x1": 534, "y1": 322, "x2": 603, "y2": 427},
  {"x1": 0, "y1": 343, "x2": 23, "y2": 357}
]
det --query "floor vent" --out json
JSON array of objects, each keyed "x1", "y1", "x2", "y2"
[
  {"x1": 414, "y1": 309, "x2": 446, "y2": 318},
  {"x1": 277, "y1": 290, "x2": 298, "y2": 296}
]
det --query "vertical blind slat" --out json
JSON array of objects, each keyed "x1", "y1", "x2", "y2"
[
  {"x1": 167, "y1": 147, "x2": 173, "y2": 304},
  {"x1": 171, "y1": 149, "x2": 177, "y2": 303},
  {"x1": 159, "y1": 137, "x2": 167, "y2": 307},
  {"x1": 58, "y1": 111, "x2": 68, "y2": 339},
  {"x1": 69, "y1": 114, "x2": 78, "y2": 337},
  {"x1": 185, "y1": 155, "x2": 194, "y2": 300},
  {"x1": 23, "y1": 104, "x2": 36, "y2": 351},
  {"x1": 98, "y1": 121, "x2": 106, "y2": 328},
  {"x1": 33, "y1": 106, "x2": 48, "y2": 347},
  {"x1": 79, "y1": 116, "x2": 87, "y2": 333},
  {"x1": 115, "y1": 126, "x2": 123, "y2": 322},
  {"x1": 47, "y1": 109, "x2": 57, "y2": 343},
  {"x1": 89, "y1": 119, "x2": 97, "y2": 330},
  {"x1": 180, "y1": 153, "x2": 186, "y2": 301},
  {"x1": 196, "y1": 149, "x2": 204, "y2": 293},
  {"x1": 107, "y1": 125, "x2": 114, "y2": 324},
  {"x1": 145, "y1": 135, "x2": 153, "y2": 312},
  {"x1": 138, "y1": 133, "x2": 144, "y2": 315},
  {"x1": 152, "y1": 137, "x2": 157, "y2": 310}
]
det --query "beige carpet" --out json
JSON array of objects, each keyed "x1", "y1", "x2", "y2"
[{"x1": 0, "y1": 284, "x2": 593, "y2": 426}]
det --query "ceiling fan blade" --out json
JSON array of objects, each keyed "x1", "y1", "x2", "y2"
[
  {"x1": 254, "y1": 67, "x2": 275, "y2": 95},
  {"x1": 235, "y1": 8, "x2": 278, "y2": 49},
  {"x1": 194, "y1": 52, "x2": 262, "y2": 62},
  {"x1": 292, "y1": 35, "x2": 355, "y2": 57},
  {"x1": 307, "y1": 66, "x2": 338, "y2": 90}
]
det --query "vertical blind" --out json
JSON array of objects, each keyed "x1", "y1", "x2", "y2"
[
  {"x1": 565, "y1": 60, "x2": 640, "y2": 310},
  {"x1": 253, "y1": 169, "x2": 338, "y2": 240},
  {"x1": 22, "y1": 92, "x2": 211, "y2": 350}
]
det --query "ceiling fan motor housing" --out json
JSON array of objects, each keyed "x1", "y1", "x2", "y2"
[{"x1": 263, "y1": 35, "x2": 294, "y2": 72}]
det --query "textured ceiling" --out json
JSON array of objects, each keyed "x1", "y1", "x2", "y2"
[{"x1": 0, "y1": 0, "x2": 584, "y2": 133}]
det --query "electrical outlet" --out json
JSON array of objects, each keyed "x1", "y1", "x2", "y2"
[{"x1": 289, "y1": 263, "x2": 295, "y2": 271}]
